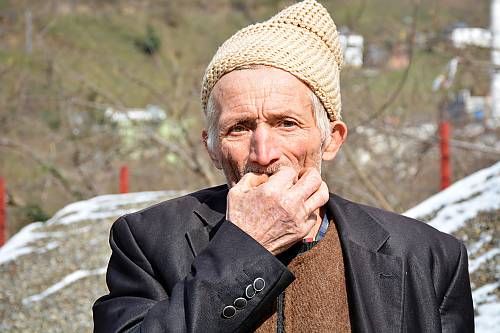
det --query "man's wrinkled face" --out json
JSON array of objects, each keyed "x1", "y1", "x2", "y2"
[{"x1": 204, "y1": 67, "x2": 338, "y2": 187}]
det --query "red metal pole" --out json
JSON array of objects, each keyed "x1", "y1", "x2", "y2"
[
  {"x1": 439, "y1": 122, "x2": 451, "y2": 190},
  {"x1": 119, "y1": 166, "x2": 129, "y2": 194},
  {"x1": 0, "y1": 178, "x2": 6, "y2": 246}
]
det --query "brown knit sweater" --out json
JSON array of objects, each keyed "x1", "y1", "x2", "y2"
[{"x1": 254, "y1": 220, "x2": 351, "y2": 332}]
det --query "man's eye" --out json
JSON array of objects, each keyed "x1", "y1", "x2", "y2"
[
  {"x1": 229, "y1": 125, "x2": 247, "y2": 133},
  {"x1": 281, "y1": 120, "x2": 297, "y2": 127}
]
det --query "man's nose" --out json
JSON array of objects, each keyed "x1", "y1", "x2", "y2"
[{"x1": 248, "y1": 125, "x2": 281, "y2": 166}]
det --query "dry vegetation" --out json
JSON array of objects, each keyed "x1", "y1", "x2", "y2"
[{"x1": 0, "y1": 0, "x2": 498, "y2": 236}]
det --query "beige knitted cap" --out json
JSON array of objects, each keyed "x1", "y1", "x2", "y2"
[{"x1": 201, "y1": 0, "x2": 343, "y2": 121}]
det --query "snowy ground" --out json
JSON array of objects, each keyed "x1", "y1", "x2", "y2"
[
  {"x1": 0, "y1": 191, "x2": 180, "y2": 265},
  {"x1": 0, "y1": 190, "x2": 183, "y2": 332},
  {"x1": 405, "y1": 161, "x2": 500, "y2": 333}
]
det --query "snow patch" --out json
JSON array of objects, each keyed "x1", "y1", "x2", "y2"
[
  {"x1": 22, "y1": 267, "x2": 107, "y2": 304},
  {"x1": 404, "y1": 161, "x2": 500, "y2": 234},
  {"x1": 0, "y1": 222, "x2": 44, "y2": 264},
  {"x1": 469, "y1": 248, "x2": 500, "y2": 273},
  {"x1": 467, "y1": 234, "x2": 493, "y2": 257},
  {"x1": 475, "y1": 302, "x2": 500, "y2": 332},
  {"x1": 473, "y1": 283, "x2": 499, "y2": 305},
  {"x1": 47, "y1": 191, "x2": 180, "y2": 226},
  {"x1": 0, "y1": 191, "x2": 182, "y2": 265}
]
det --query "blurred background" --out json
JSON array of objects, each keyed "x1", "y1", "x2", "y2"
[
  {"x1": 0, "y1": 0, "x2": 499, "y2": 233},
  {"x1": 0, "y1": 0, "x2": 498, "y2": 332}
]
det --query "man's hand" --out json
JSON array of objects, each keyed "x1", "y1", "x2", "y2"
[{"x1": 226, "y1": 167, "x2": 329, "y2": 255}]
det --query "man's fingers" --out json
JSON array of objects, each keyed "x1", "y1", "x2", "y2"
[
  {"x1": 290, "y1": 168, "x2": 323, "y2": 201},
  {"x1": 303, "y1": 181, "x2": 329, "y2": 216},
  {"x1": 304, "y1": 211, "x2": 319, "y2": 231},
  {"x1": 238, "y1": 172, "x2": 269, "y2": 191},
  {"x1": 263, "y1": 167, "x2": 298, "y2": 190}
]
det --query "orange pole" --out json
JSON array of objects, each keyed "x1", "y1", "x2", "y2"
[
  {"x1": 119, "y1": 166, "x2": 129, "y2": 194},
  {"x1": 439, "y1": 122, "x2": 451, "y2": 190}
]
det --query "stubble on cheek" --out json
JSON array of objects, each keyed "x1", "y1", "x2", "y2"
[
  {"x1": 227, "y1": 162, "x2": 244, "y2": 187},
  {"x1": 218, "y1": 145, "x2": 246, "y2": 187},
  {"x1": 304, "y1": 148, "x2": 323, "y2": 172}
]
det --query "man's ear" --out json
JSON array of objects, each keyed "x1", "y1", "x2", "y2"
[
  {"x1": 202, "y1": 130, "x2": 222, "y2": 169},
  {"x1": 322, "y1": 120, "x2": 348, "y2": 161}
]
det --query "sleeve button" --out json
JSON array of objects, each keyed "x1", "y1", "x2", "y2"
[
  {"x1": 245, "y1": 284, "x2": 256, "y2": 299},
  {"x1": 222, "y1": 305, "x2": 236, "y2": 319},
  {"x1": 253, "y1": 277, "x2": 266, "y2": 292},
  {"x1": 234, "y1": 297, "x2": 247, "y2": 309}
]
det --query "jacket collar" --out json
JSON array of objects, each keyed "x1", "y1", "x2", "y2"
[
  {"x1": 326, "y1": 193, "x2": 390, "y2": 253},
  {"x1": 192, "y1": 185, "x2": 228, "y2": 229}
]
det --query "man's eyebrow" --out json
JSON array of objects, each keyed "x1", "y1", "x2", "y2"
[
  {"x1": 220, "y1": 116, "x2": 256, "y2": 128},
  {"x1": 269, "y1": 109, "x2": 309, "y2": 121}
]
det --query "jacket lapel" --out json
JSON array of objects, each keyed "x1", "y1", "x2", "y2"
[
  {"x1": 327, "y1": 194, "x2": 403, "y2": 333},
  {"x1": 185, "y1": 187, "x2": 228, "y2": 257}
]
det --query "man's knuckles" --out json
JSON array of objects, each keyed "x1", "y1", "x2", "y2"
[
  {"x1": 239, "y1": 173, "x2": 268, "y2": 190},
  {"x1": 277, "y1": 196, "x2": 299, "y2": 217},
  {"x1": 305, "y1": 170, "x2": 322, "y2": 187},
  {"x1": 228, "y1": 186, "x2": 243, "y2": 199},
  {"x1": 263, "y1": 167, "x2": 297, "y2": 190},
  {"x1": 272, "y1": 166, "x2": 298, "y2": 179},
  {"x1": 294, "y1": 170, "x2": 322, "y2": 193},
  {"x1": 298, "y1": 222, "x2": 312, "y2": 237},
  {"x1": 319, "y1": 182, "x2": 330, "y2": 202}
]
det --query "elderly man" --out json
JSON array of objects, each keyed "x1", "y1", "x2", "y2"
[{"x1": 93, "y1": 1, "x2": 474, "y2": 332}]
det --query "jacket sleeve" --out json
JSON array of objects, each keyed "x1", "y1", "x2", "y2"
[
  {"x1": 439, "y1": 241, "x2": 474, "y2": 333},
  {"x1": 93, "y1": 217, "x2": 294, "y2": 333}
]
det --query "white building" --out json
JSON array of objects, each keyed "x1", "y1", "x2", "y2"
[
  {"x1": 104, "y1": 105, "x2": 166, "y2": 124},
  {"x1": 450, "y1": 27, "x2": 492, "y2": 48},
  {"x1": 339, "y1": 32, "x2": 364, "y2": 68}
]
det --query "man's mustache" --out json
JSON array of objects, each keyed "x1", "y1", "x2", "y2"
[{"x1": 244, "y1": 163, "x2": 291, "y2": 176}]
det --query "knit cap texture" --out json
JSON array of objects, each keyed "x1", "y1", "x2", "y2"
[{"x1": 201, "y1": 0, "x2": 344, "y2": 120}]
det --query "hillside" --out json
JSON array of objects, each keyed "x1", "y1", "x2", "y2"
[{"x1": 1, "y1": 0, "x2": 497, "y2": 237}]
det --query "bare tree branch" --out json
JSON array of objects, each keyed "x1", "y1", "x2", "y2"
[
  {"x1": 0, "y1": 138, "x2": 84, "y2": 200},
  {"x1": 149, "y1": 132, "x2": 217, "y2": 186},
  {"x1": 373, "y1": 125, "x2": 500, "y2": 156},
  {"x1": 343, "y1": 146, "x2": 395, "y2": 211},
  {"x1": 351, "y1": 0, "x2": 420, "y2": 131},
  {"x1": 52, "y1": 62, "x2": 126, "y2": 109}
]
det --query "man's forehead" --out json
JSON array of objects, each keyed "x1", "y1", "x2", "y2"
[{"x1": 212, "y1": 67, "x2": 312, "y2": 103}]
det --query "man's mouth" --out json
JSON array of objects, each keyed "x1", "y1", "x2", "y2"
[{"x1": 244, "y1": 164, "x2": 283, "y2": 176}]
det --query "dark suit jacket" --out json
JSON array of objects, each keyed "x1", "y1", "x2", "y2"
[{"x1": 93, "y1": 185, "x2": 474, "y2": 332}]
